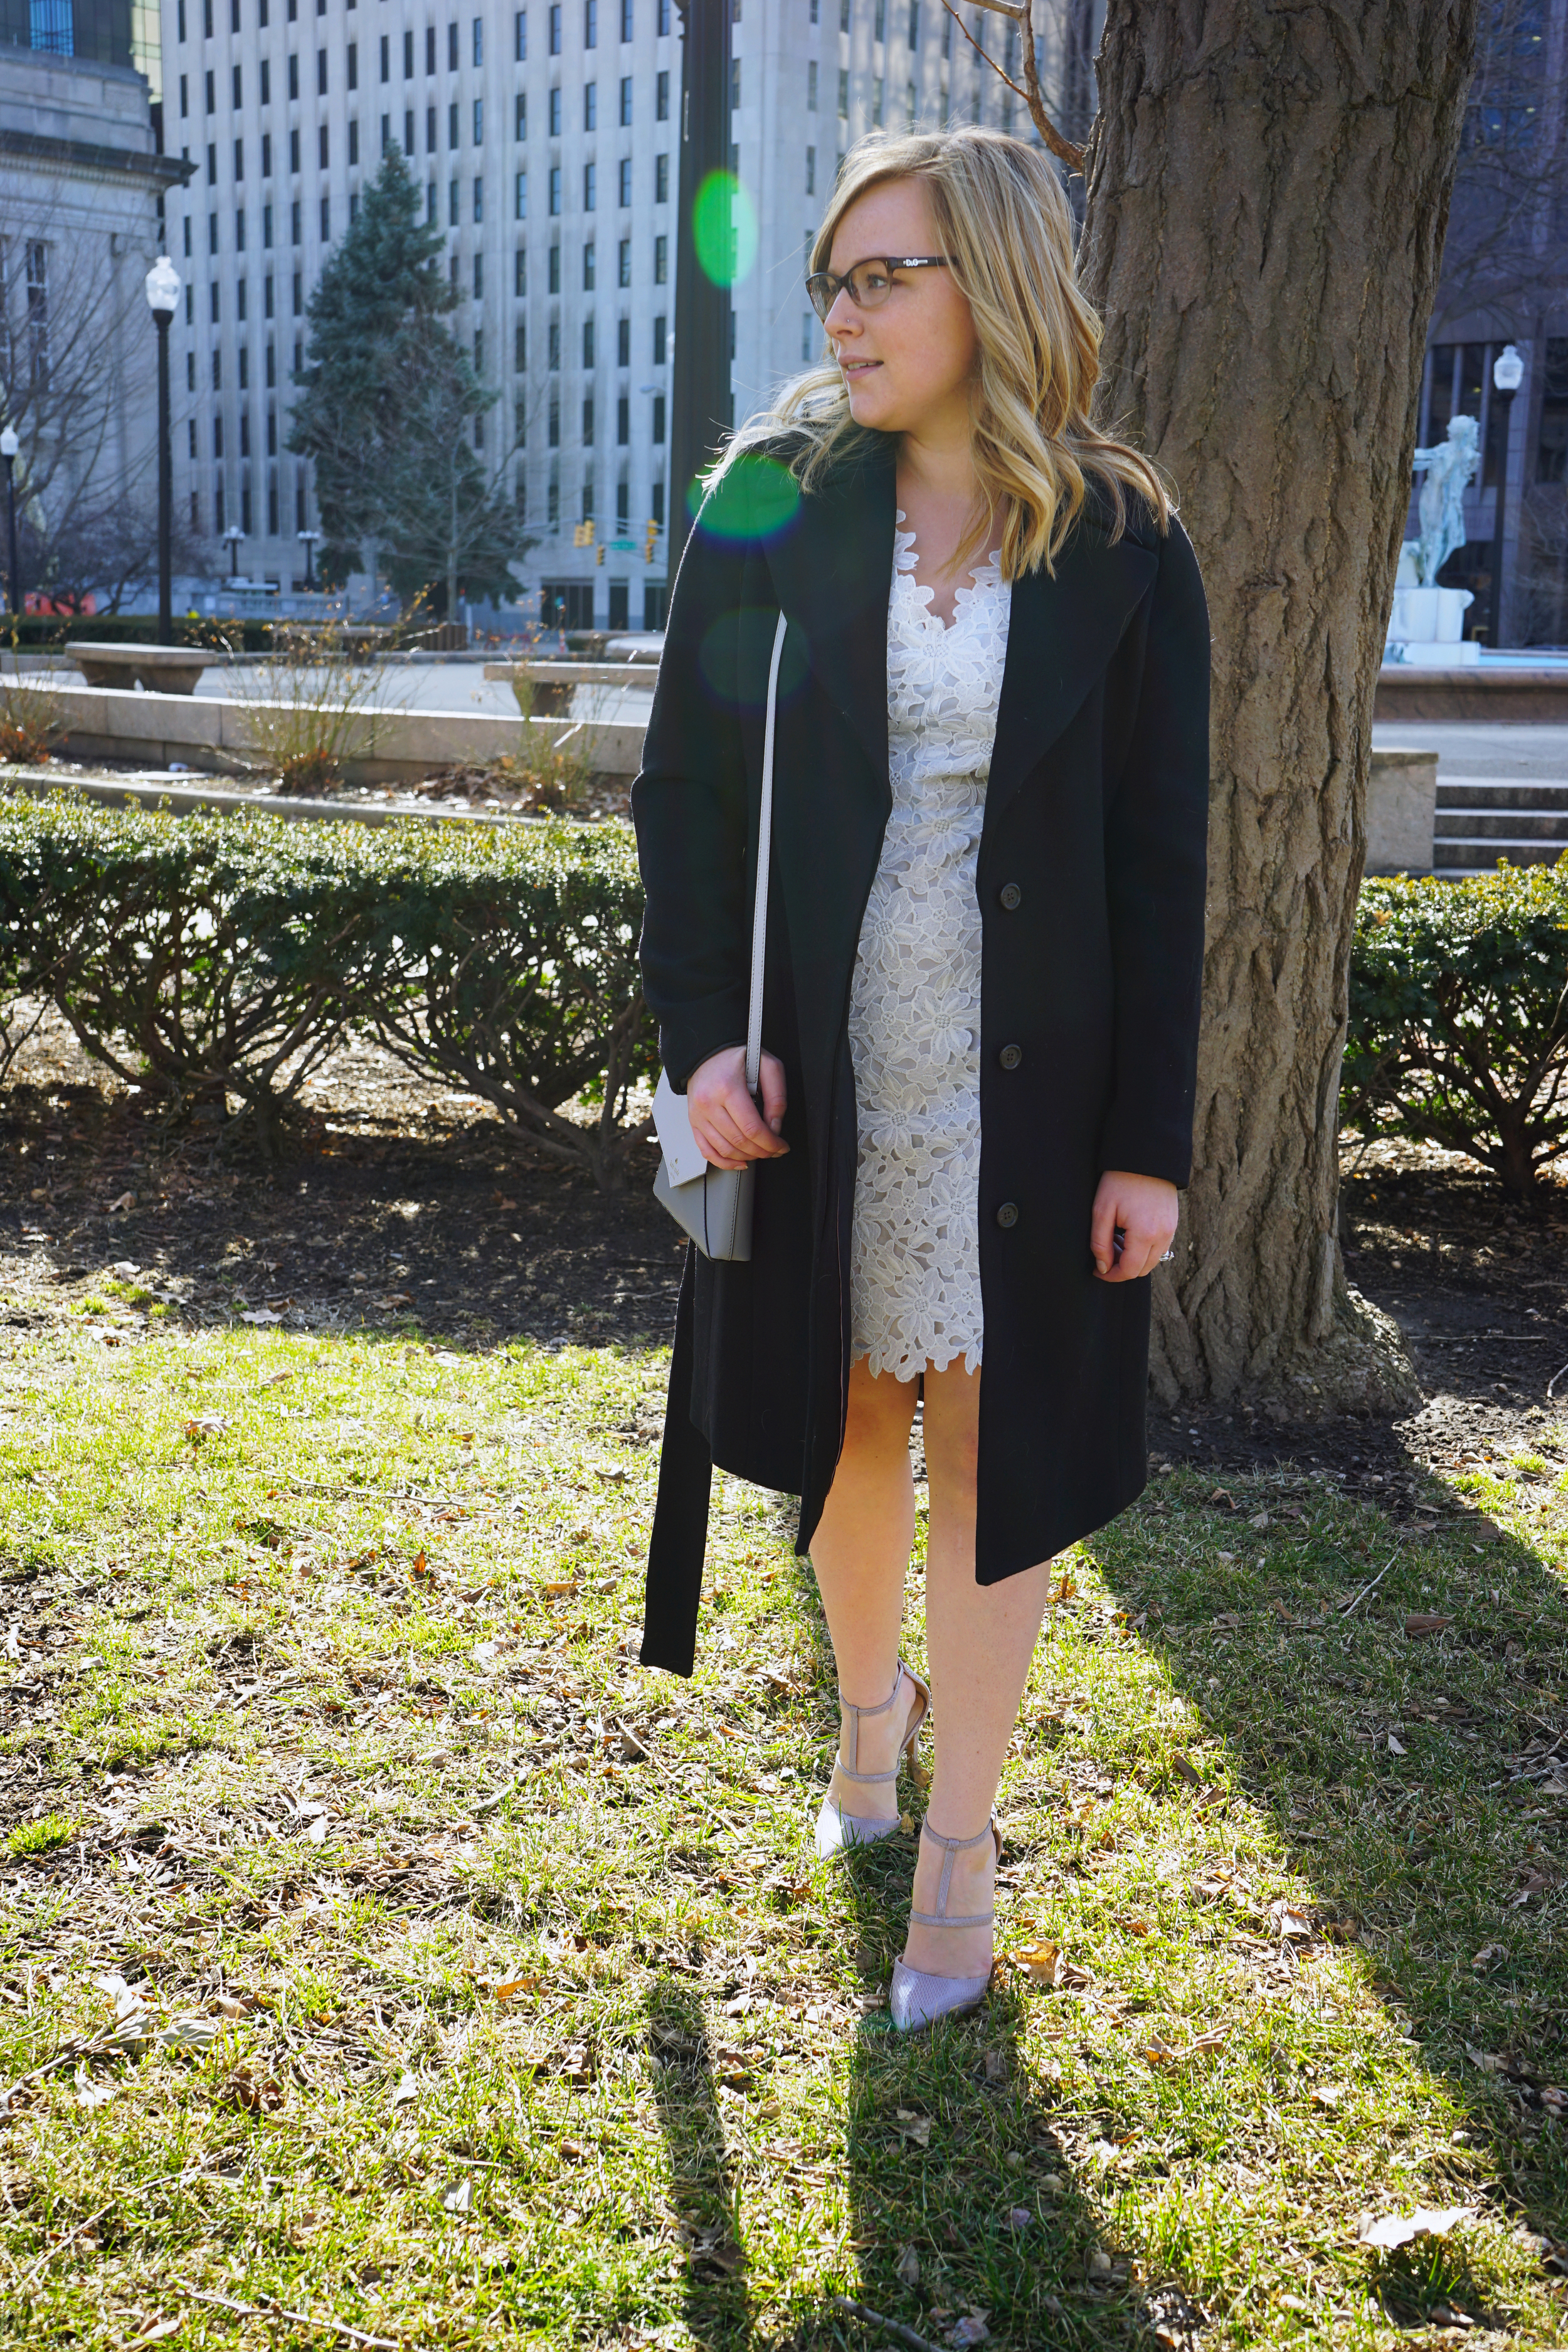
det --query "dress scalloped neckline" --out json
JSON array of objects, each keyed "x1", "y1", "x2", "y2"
[{"x1": 893, "y1": 507, "x2": 1005, "y2": 635}]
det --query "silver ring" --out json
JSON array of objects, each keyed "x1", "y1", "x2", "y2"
[{"x1": 1160, "y1": 1249, "x2": 1175, "y2": 1263}]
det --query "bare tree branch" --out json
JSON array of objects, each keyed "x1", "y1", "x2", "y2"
[{"x1": 943, "y1": 0, "x2": 1087, "y2": 171}]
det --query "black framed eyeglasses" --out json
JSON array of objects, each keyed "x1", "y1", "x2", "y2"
[{"x1": 805, "y1": 255, "x2": 950, "y2": 325}]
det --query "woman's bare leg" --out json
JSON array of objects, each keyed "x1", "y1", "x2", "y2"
[
  {"x1": 904, "y1": 1359, "x2": 1051, "y2": 1977},
  {"x1": 808, "y1": 1356, "x2": 919, "y2": 1820}
]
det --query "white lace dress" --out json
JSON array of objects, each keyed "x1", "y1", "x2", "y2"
[{"x1": 847, "y1": 513, "x2": 1010, "y2": 1383}]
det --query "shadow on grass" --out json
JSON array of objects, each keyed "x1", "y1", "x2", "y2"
[
  {"x1": 1092, "y1": 1465, "x2": 1568, "y2": 2294},
  {"x1": 645, "y1": 1971, "x2": 758, "y2": 2349}
]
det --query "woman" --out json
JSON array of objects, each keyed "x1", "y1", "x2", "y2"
[{"x1": 632, "y1": 128, "x2": 1209, "y2": 2031}]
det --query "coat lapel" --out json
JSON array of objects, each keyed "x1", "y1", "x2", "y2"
[
  {"x1": 765, "y1": 445, "x2": 896, "y2": 804},
  {"x1": 986, "y1": 511, "x2": 1160, "y2": 829}
]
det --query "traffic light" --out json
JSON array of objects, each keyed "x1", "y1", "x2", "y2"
[
  {"x1": 572, "y1": 519, "x2": 596, "y2": 548},
  {"x1": 644, "y1": 519, "x2": 659, "y2": 564},
  {"x1": 596, "y1": 544, "x2": 605, "y2": 564}
]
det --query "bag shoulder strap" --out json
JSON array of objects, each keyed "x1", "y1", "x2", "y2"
[{"x1": 744, "y1": 609, "x2": 788, "y2": 1097}]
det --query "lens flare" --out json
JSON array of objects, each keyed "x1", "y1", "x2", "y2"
[{"x1": 692, "y1": 170, "x2": 758, "y2": 287}]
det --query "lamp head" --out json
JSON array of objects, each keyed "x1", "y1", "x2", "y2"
[
  {"x1": 144, "y1": 255, "x2": 181, "y2": 317},
  {"x1": 0, "y1": 426, "x2": 17, "y2": 462},
  {"x1": 1493, "y1": 342, "x2": 1525, "y2": 395}
]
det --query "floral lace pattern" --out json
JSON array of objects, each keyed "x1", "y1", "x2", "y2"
[{"x1": 848, "y1": 514, "x2": 1010, "y2": 1382}]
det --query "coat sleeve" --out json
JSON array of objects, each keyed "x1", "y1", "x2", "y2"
[
  {"x1": 1097, "y1": 513, "x2": 1210, "y2": 1189},
  {"x1": 630, "y1": 474, "x2": 756, "y2": 1093}
]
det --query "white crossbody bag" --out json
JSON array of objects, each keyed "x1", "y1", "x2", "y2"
[{"x1": 651, "y1": 608, "x2": 789, "y2": 1263}]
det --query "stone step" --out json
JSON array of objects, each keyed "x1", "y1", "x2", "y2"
[
  {"x1": 1435, "y1": 779, "x2": 1568, "y2": 813},
  {"x1": 1432, "y1": 837, "x2": 1567, "y2": 869},
  {"x1": 1434, "y1": 808, "x2": 1568, "y2": 840}
]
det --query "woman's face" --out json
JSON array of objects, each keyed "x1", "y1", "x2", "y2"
[{"x1": 824, "y1": 177, "x2": 979, "y2": 440}]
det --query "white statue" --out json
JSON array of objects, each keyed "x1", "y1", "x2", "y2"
[{"x1": 1408, "y1": 414, "x2": 1480, "y2": 585}]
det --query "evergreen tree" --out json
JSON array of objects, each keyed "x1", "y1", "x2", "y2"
[{"x1": 289, "y1": 149, "x2": 529, "y2": 608}]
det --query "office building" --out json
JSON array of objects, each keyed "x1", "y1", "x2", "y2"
[{"x1": 157, "y1": 0, "x2": 1087, "y2": 626}]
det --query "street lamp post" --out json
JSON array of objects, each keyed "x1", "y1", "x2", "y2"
[
  {"x1": 297, "y1": 529, "x2": 321, "y2": 590},
  {"x1": 1486, "y1": 342, "x2": 1525, "y2": 653},
  {"x1": 223, "y1": 527, "x2": 245, "y2": 585},
  {"x1": 668, "y1": 0, "x2": 734, "y2": 583},
  {"x1": 0, "y1": 426, "x2": 20, "y2": 620},
  {"x1": 144, "y1": 256, "x2": 181, "y2": 643}
]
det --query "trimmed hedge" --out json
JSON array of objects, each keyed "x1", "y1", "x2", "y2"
[
  {"x1": 0, "y1": 792, "x2": 656, "y2": 1186},
  {"x1": 1345, "y1": 865, "x2": 1568, "y2": 1197}
]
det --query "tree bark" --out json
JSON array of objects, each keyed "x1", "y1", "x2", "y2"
[{"x1": 1079, "y1": 0, "x2": 1480, "y2": 1417}]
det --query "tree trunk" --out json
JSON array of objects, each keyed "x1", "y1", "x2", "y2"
[{"x1": 1079, "y1": 0, "x2": 1480, "y2": 1418}]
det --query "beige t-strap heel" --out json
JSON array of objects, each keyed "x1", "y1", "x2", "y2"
[{"x1": 813, "y1": 1660, "x2": 930, "y2": 1859}]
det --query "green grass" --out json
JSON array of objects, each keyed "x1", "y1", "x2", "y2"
[{"x1": 0, "y1": 1315, "x2": 1564, "y2": 2349}]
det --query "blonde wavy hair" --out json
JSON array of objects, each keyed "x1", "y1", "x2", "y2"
[{"x1": 714, "y1": 126, "x2": 1171, "y2": 580}]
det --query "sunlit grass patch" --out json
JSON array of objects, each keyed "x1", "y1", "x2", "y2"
[{"x1": 0, "y1": 1313, "x2": 1562, "y2": 2347}]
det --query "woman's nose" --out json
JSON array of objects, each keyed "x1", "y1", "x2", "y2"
[{"x1": 825, "y1": 289, "x2": 859, "y2": 338}]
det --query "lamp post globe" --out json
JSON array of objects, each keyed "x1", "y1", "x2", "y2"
[
  {"x1": 297, "y1": 528, "x2": 322, "y2": 592},
  {"x1": 144, "y1": 256, "x2": 181, "y2": 643},
  {"x1": 0, "y1": 425, "x2": 19, "y2": 622},
  {"x1": 1486, "y1": 344, "x2": 1526, "y2": 652}
]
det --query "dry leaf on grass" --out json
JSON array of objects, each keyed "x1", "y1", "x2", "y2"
[
  {"x1": 1311, "y1": 2083, "x2": 1346, "y2": 2111},
  {"x1": 1404, "y1": 1613, "x2": 1454, "y2": 1636},
  {"x1": 1009, "y1": 1941, "x2": 1064, "y2": 1988},
  {"x1": 894, "y1": 2243, "x2": 921, "y2": 2288},
  {"x1": 224, "y1": 2065, "x2": 284, "y2": 2114},
  {"x1": 1356, "y1": 2205, "x2": 1475, "y2": 2250},
  {"x1": 950, "y1": 2318, "x2": 990, "y2": 2348},
  {"x1": 1270, "y1": 1902, "x2": 1313, "y2": 1939},
  {"x1": 894, "y1": 2108, "x2": 933, "y2": 2148},
  {"x1": 1171, "y1": 1751, "x2": 1204, "y2": 1788}
]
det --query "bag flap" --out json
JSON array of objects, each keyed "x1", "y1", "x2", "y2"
[{"x1": 652, "y1": 1069, "x2": 711, "y2": 1189}]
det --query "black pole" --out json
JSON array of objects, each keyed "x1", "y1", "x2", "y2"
[
  {"x1": 155, "y1": 312, "x2": 172, "y2": 642},
  {"x1": 3, "y1": 459, "x2": 18, "y2": 619},
  {"x1": 668, "y1": 0, "x2": 733, "y2": 585},
  {"x1": 1487, "y1": 386, "x2": 1518, "y2": 653}
]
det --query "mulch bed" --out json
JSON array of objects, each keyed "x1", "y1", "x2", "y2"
[{"x1": 2, "y1": 1006, "x2": 1564, "y2": 1499}]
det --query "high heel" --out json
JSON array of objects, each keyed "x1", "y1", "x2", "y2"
[
  {"x1": 813, "y1": 1660, "x2": 930, "y2": 1860},
  {"x1": 889, "y1": 1815, "x2": 1001, "y2": 2032}
]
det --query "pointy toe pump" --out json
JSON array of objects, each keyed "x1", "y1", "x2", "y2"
[
  {"x1": 813, "y1": 1660, "x2": 930, "y2": 1860},
  {"x1": 889, "y1": 1814, "x2": 1001, "y2": 2033}
]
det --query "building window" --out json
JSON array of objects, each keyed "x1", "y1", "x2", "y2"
[
  {"x1": 656, "y1": 66, "x2": 668, "y2": 119},
  {"x1": 426, "y1": 105, "x2": 437, "y2": 149},
  {"x1": 872, "y1": 77, "x2": 882, "y2": 124},
  {"x1": 583, "y1": 240, "x2": 596, "y2": 289},
  {"x1": 652, "y1": 477, "x2": 664, "y2": 524},
  {"x1": 205, "y1": 66, "x2": 215, "y2": 110},
  {"x1": 473, "y1": 250, "x2": 483, "y2": 296},
  {"x1": 515, "y1": 245, "x2": 527, "y2": 294},
  {"x1": 583, "y1": 315, "x2": 595, "y2": 364},
  {"x1": 232, "y1": 61, "x2": 242, "y2": 103},
  {"x1": 266, "y1": 338, "x2": 275, "y2": 381},
  {"x1": 449, "y1": 99, "x2": 459, "y2": 145},
  {"x1": 379, "y1": 31, "x2": 388, "y2": 78},
  {"x1": 731, "y1": 57, "x2": 740, "y2": 109},
  {"x1": 261, "y1": 130, "x2": 272, "y2": 173},
  {"x1": 583, "y1": 394, "x2": 594, "y2": 443},
  {"x1": 653, "y1": 231, "x2": 666, "y2": 282},
  {"x1": 657, "y1": 0, "x2": 668, "y2": 29},
  {"x1": 549, "y1": 164, "x2": 561, "y2": 213},
  {"x1": 290, "y1": 124, "x2": 300, "y2": 168},
  {"x1": 655, "y1": 152, "x2": 668, "y2": 201},
  {"x1": 474, "y1": 95, "x2": 483, "y2": 140},
  {"x1": 585, "y1": 0, "x2": 596, "y2": 45},
  {"x1": 1538, "y1": 340, "x2": 1568, "y2": 483},
  {"x1": 616, "y1": 314, "x2": 629, "y2": 364},
  {"x1": 805, "y1": 145, "x2": 815, "y2": 194},
  {"x1": 180, "y1": 70, "x2": 189, "y2": 115},
  {"x1": 618, "y1": 155, "x2": 631, "y2": 205},
  {"x1": 620, "y1": 0, "x2": 632, "y2": 35},
  {"x1": 427, "y1": 181, "x2": 437, "y2": 220},
  {"x1": 905, "y1": 78, "x2": 915, "y2": 127},
  {"x1": 618, "y1": 235, "x2": 630, "y2": 284},
  {"x1": 515, "y1": 320, "x2": 527, "y2": 369},
  {"x1": 346, "y1": 39, "x2": 356, "y2": 88},
  {"x1": 316, "y1": 46, "x2": 327, "y2": 93},
  {"x1": 837, "y1": 66, "x2": 848, "y2": 115},
  {"x1": 516, "y1": 7, "x2": 526, "y2": 59},
  {"x1": 549, "y1": 243, "x2": 561, "y2": 290},
  {"x1": 473, "y1": 14, "x2": 483, "y2": 64},
  {"x1": 236, "y1": 206, "x2": 246, "y2": 248},
  {"x1": 617, "y1": 391, "x2": 628, "y2": 443},
  {"x1": 548, "y1": 398, "x2": 559, "y2": 446},
  {"x1": 549, "y1": 85, "x2": 562, "y2": 132},
  {"x1": 293, "y1": 267, "x2": 302, "y2": 309},
  {"x1": 474, "y1": 172, "x2": 483, "y2": 218},
  {"x1": 516, "y1": 92, "x2": 526, "y2": 137},
  {"x1": 516, "y1": 169, "x2": 527, "y2": 216},
  {"x1": 426, "y1": 23, "x2": 436, "y2": 69},
  {"x1": 548, "y1": 474, "x2": 559, "y2": 525},
  {"x1": 619, "y1": 73, "x2": 632, "y2": 124},
  {"x1": 474, "y1": 329, "x2": 484, "y2": 374},
  {"x1": 584, "y1": 80, "x2": 596, "y2": 129},
  {"x1": 807, "y1": 61, "x2": 817, "y2": 110},
  {"x1": 320, "y1": 193, "x2": 330, "y2": 235},
  {"x1": 548, "y1": 319, "x2": 560, "y2": 366},
  {"x1": 264, "y1": 268, "x2": 273, "y2": 312},
  {"x1": 653, "y1": 311, "x2": 665, "y2": 364},
  {"x1": 548, "y1": 2, "x2": 560, "y2": 53},
  {"x1": 447, "y1": 19, "x2": 458, "y2": 66},
  {"x1": 210, "y1": 281, "x2": 220, "y2": 320},
  {"x1": 583, "y1": 160, "x2": 596, "y2": 209},
  {"x1": 450, "y1": 178, "x2": 459, "y2": 223},
  {"x1": 405, "y1": 109, "x2": 415, "y2": 152},
  {"x1": 319, "y1": 123, "x2": 329, "y2": 165},
  {"x1": 348, "y1": 118, "x2": 358, "y2": 163},
  {"x1": 652, "y1": 391, "x2": 665, "y2": 442},
  {"x1": 235, "y1": 137, "x2": 245, "y2": 179}
]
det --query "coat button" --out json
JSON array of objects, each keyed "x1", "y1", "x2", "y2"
[
  {"x1": 999, "y1": 882, "x2": 1022, "y2": 911},
  {"x1": 999, "y1": 1043, "x2": 1022, "y2": 1071},
  {"x1": 995, "y1": 1201, "x2": 1019, "y2": 1229}
]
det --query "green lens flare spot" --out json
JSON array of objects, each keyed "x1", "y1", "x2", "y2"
[
  {"x1": 699, "y1": 455, "x2": 801, "y2": 542},
  {"x1": 692, "y1": 171, "x2": 758, "y2": 287}
]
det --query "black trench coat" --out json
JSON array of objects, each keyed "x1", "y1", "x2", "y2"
[{"x1": 632, "y1": 437, "x2": 1209, "y2": 1676}]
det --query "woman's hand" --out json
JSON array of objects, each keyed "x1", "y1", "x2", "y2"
[
  {"x1": 1090, "y1": 1170, "x2": 1179, "y2": 1282},
  {"x1": 686, "y1": 1046, "x2": 790, "y2": 1171}
]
